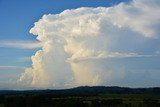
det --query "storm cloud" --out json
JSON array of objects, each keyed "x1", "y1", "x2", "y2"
[{"x1": 18, "y1": 0, "x2": 160, "y2": 88}]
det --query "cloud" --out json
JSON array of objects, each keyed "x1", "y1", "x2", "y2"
[
  {"x1": 0, "y1": 66, "x2": 25, "y2": 70},
  {"x1": 67, "y1": 51, "x2": 154, "y2": 63},
  {"x1": 17, "y1": 57, "x2": 31, "y2": 62},
  {"x1": 107, "y1": 0, "x2": 160, "y2": 37},
  {"x1": 18, "y1": 0, "x2": 160, "y2": 88},
  {"x1": 0, "y1": 40, "x2": 42, "y2": 49},
  {"x1": 0, "y1": 66, "x2": 26, "y2": 90}
]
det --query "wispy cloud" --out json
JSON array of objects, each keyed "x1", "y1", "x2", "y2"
[
  {"x1": 0, "y1": 40, "x2": 42, "y2": 49},
  {"x1": 67, "y1": 51, "x2": 155, "y2": 62},
  {"x1": 0, "y1": 65, "x2": 25, "y2": 70},
  {"x1": 17, "y1": 57, "x2": 31, "y2": 62}
]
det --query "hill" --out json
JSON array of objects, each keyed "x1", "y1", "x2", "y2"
[
  {"x1": 0, "y1": 86, "x2": 160, "y2": 96},
  {"x1": 0, "y1": 86, "x2": 160, "y2": 107}
]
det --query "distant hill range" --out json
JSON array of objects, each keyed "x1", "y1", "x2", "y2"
[{"x1": 0, "y1": 86, "x2": 160, "y2": 96}]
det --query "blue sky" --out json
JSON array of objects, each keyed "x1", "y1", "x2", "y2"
[
  {"x1": 0, "y1": 0, "x2": 130, "y2": 39},
  {"x1": 0, "y1": 0, "x2": 129, "y2": 65},
  {"x1": 0, "y1": 0, "x2": 160, "y2": 89}
]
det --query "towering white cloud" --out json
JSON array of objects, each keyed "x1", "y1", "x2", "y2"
[{"x1": 18, "y1": 0, "x2": 160, "y2": 88}]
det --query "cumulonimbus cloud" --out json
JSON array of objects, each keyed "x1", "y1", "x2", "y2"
[{"x1": 18, "y1": 0, "x2": 160, "y2": 88}]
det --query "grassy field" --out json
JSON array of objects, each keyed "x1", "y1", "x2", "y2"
[
  {"x1": 0, "y1": 94, "x2": 160, "y2": 107},
  {"x1": 50, "y1": 94, "x2": 160, "y2": 107},
  {"x1": 0, "y1": 104, "x2": 4, "y2": 107}
]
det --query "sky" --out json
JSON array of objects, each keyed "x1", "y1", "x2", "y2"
[{"x1": 0, "y1": 0, "x2": 160, "y2": 89}]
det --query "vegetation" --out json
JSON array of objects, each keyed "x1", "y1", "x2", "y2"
[{"x1": 0, "y1": 86, "x2": 160, "y2": 107}]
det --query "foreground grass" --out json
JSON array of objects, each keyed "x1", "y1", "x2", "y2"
[
  {"x1": 0, "y1": 94, "x2": 160, "y2": 107},
  {"x1": 0, "y1": 104, "x2": 4, "y2": 107}
]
